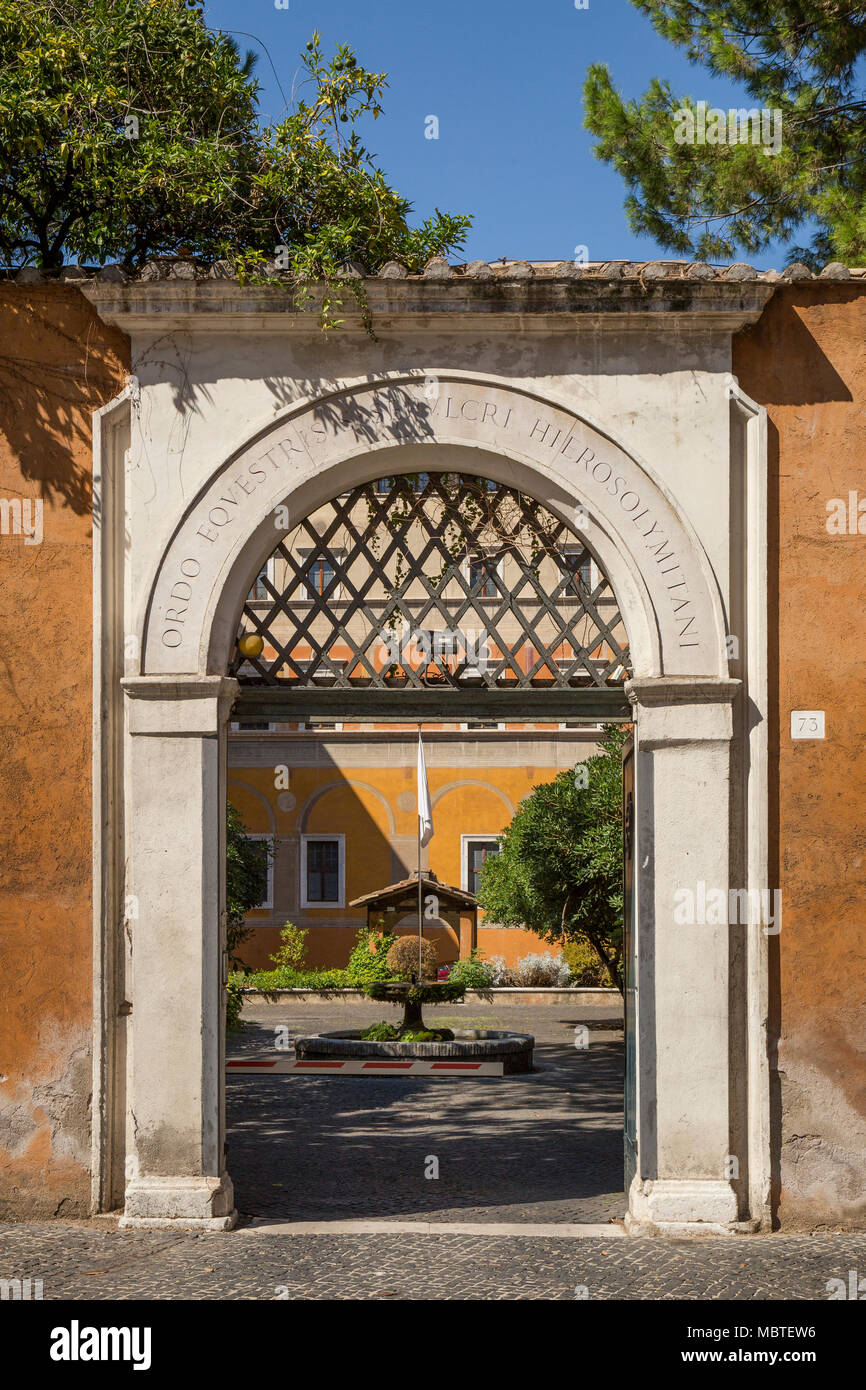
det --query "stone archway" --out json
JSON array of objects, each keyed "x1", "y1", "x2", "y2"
[{"x1": 97, "y1": 372, "x2": 768, "y2": 1233}]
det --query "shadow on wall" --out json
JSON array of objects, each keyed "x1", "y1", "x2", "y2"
[
  {"x1": 0, "y1": 288, "x2": 129, "y2": 514},
  {"x1": 227, "y1": 748, "x2": 462, "y2": 972}
]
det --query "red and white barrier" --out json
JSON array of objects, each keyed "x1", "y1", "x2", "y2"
[{"x1": 226, "y1": 1057, "x2": 503, "y2": 1076}]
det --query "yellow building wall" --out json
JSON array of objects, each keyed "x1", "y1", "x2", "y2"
[{"x1": 227, "y1": 757, "x2": 562, "y2": 971}]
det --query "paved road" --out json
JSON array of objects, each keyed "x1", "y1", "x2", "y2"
[
  {"x1": 2, "y1": 1222, "x2": 865, "y2": 1301},
  {"x1": 226, "y1": 1000, "x2": 625, "y2": 1224}
]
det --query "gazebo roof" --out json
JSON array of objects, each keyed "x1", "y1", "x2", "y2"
[{"x1": 349, "y1": 869, "x2": 477, "y2": 914}]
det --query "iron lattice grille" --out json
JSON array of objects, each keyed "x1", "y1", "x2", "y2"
[{"x1": 233, "y1": 473, "x2": 631, "y2": 690}]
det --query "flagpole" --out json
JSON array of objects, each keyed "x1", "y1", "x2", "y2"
[{"x1": 417, "y1": 722, "x2": 423, "y2": 982}]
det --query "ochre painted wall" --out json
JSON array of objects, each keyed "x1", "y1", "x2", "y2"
[
  {"x1": 227, "y1": 759, "x2": 556, "y2": 971},
  {"x1": 2, "y1": 284, "x2": 865, "y2": 1229},
  {"x1": 734, "y1": 283, "x2": 866, "y2": 1229},
  {"x1": 0, "y1": 288, "x2": 128, "y2": 1217}
]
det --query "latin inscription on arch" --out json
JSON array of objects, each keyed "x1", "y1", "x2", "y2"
[{"x1": 145, "y1": 377, "x2": 717, "y2": 676}]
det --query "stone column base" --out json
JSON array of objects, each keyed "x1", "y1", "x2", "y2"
[
  {"x1": 626, "y1": 1177, "x2": 756, "y2": 1236},
  {"x1": 119, "y1": 1174, "x2": 237, "y2": 1231}
]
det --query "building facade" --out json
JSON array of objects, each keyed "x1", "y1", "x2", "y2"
[
  {"x1": 1, "y1": 260, "x2": 864, "y2": 1234},
  {"x1": 228, "y1": 719, "x2": 602, "y2": 969}
]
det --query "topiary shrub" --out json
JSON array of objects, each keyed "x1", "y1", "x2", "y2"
[{"x1": 385, "y1": 935, "x2": 438, "y2": 981}]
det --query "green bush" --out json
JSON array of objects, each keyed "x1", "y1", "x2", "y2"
[
  {"x1": 561, "y1": 938, "x2": 610, "y2": 986},
  {"x1": 269, "y1": 923, "x2": 309, "y2": 973},
  {"x1": 360, "y1": 1021, "x2": 455, "y2": 1042},
  {"x1": 239, "y1": 966, "x2": 353, "y2": 990},
  {"x1": 364, "y1": 980, "x2": 466, "y2": 1006},
  {"x1": 360, "y1": 1021, "x2": 399, "y2": 1041},
  {"x1": 447, "y1": 949, "x2": 496, "y2": 989},
  {"x1": 226, "y1": 976, "x2": 244, "y2": 1031},
  {"x1": 346, "y1": 925, "x2": 397, "y2": 984}
]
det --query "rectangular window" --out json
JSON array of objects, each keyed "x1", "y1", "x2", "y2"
[
  {"x1": 560, "y1": 546, "x2": 593, "y2": 595},
  {"x1": 305, "y1": 555, "x2": 336, "y2": 598},
  {"x1": 248, "y1": 563, "x2": 270, "y2": 601},
  {"x1": 375, "y1": 474, "x2": 428, "y2": 494},
  {"x1": 462, "y1": 836, "x2": 500, "y2": 896},
  {"x1": 468, "y1": 555, "x2": 499, "y2": 598},
  {"x1": 301, "y1": 834, "x2": 345, "y2": 908},
  {"x1": 245, "y1": 834, "x2": 273, "y2": 910}
]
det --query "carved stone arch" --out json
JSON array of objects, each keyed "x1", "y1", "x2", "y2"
[{"x1": 137, "y1": 372, "x2": 728, "y2": 684}]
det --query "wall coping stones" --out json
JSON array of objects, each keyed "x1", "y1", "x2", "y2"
[
  {"x1": 4, "y1": 257, "x2": 865, "y2": 288},
  {"x1": 96, "y1": 264, "x2": 128, "y2": 283},
  {"x1": 724, "y1": 262, "x2": 756, "y2": 281},
  {"x1": 780, "y1": 262, "x2": 814, "y2": 281},
  {"x1": 422, "y1": 256, "x2": 455, "y2": 279},
  {"x1": 819, "y1": 261, "x2": 851, "y2": 279}
]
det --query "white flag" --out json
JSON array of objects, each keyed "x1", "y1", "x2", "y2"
[{"x1": 417, "y1": 732, "x2": 433, "y2": 847}]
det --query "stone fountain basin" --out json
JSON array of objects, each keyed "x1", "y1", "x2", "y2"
[{"x1": 294, "y1": 1029, "x2": 534, "y2": 1074}]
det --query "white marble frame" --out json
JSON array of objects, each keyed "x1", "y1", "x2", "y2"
[{"x1": 91, "y1": 372, "x2": 769, "y2": 1233}]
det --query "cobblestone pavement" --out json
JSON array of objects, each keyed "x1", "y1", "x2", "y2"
[
  {"x1": 2, "y1": 1222, "x2": 865, "y2": 1300},
  {"x1": 5, "y1": 1001, "x2": 857, "y2": 1303},
  {"x1": 226, "y1": 1000, "x2": 626, "y2": 1224}
]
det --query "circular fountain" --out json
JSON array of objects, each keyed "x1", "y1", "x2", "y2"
[{"x1": 294, "y1": 966, "x2": 534, "y2": 1074}]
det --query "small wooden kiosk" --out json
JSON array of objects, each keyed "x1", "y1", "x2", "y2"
[{"x1": 349, "y1": 869, "x2": 478, "y2": 962}]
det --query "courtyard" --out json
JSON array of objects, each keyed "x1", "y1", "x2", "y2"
[
  {"x1": 3, "y1": 1000, "x2": 863, "y2": 1306},
  {"x1": 226, "y1": 998, "x2": 625, "y2": 1226}
]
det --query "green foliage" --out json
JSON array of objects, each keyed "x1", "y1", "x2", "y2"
[
  {"x1": 346, "y1": 925, "x2": 397, "y2": 983},
  {"x1": 0, "y1": 4, "x2": 471, "y2": 318},
  {"x1": 364, "y1": 980, "x2": 466, "y2": 1006},
  {"x1": 583, "y1": 3, "x2": 866, "y2": 265},
  {"x1": 360, "y1": 1021, "x2": 400, "y2": 1041},
  {"x1": 0, "y1": 0, "x2": 260, "y2": 268},
  {"x1": 226, "y1": 975, "x2": 244, "y2": 1032},
  {"x1": 447, "y1": 949, "x2": 496, "y2": 989},
  {"x1": 360, "y1": 1021, "x2": 455, "y2": 1042},
  {"x1": 476, "y1": 726, "x2": 627, "y2": 992},
  {"x1": 561, "y1": 938, "x2": 610, "y2": 987},
  {"x1": 269, "y1": 923, "x2": 309, "y2": 974},
  {"x1": 238, "y1": 967, "x2": 353, "y2": 990},
  {"x1": 225, "y1": 802, "x2": 270, "y2": 971}
]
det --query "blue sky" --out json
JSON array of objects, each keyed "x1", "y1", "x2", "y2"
[{"x1": 202, "y1": 0, "x2": 811, "y2": 270}]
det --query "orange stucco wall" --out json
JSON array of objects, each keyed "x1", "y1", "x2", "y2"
[
  {"x1": 2, "y1": 283, "x2": 865, "y2": 1229},
  {"x1": 734, "y1": 283, "x2": 866, "y2": 1228},
  {"x1": 0, "y1": 288, "x2": 128, "y2": 1217}
]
